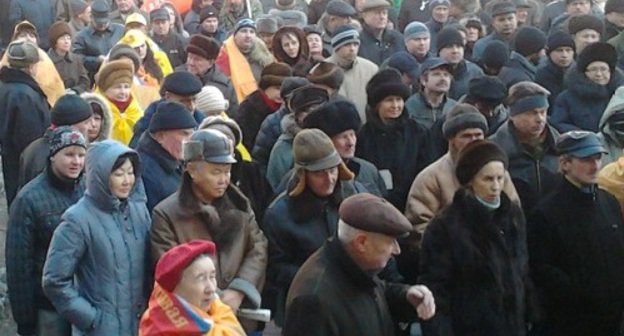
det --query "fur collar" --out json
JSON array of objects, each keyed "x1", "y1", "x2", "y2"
[
  {"x1": 81, "y1": 92, "x2": 113, "y2": 141},
  {"x1": 280, "y1": 113, "x2": 302, "y2": 139},
  {"x1": 565, "y1": 66, "x2": 624, "y2": 100}
]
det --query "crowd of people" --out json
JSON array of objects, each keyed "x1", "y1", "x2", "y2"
[{"x1": 1, "y1": 0, "x2": 624, "y2": 334}]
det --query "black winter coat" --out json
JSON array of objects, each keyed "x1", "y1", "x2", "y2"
[
  {"x1": 151, "y1": 31, "x2": 188, "y2": 69},
  {"x1": 0, "y1": 67, "x2": 50, "y2": 207},
  {"x1": 448, "y1": 60, "x2": 484, "y2": 100},
  {"x1": 498, "y1": 51, "x2": 537, "y2": 89},
  {"x1": 551, "y1": 66, "x2": 624, "y2": 132},
  {"x1": 235, "y1": 89, "x2": 280, "y2": 150},
  {"x1": 175, "y1": 64, "x2": 240, "y2": 117},
  {"x1": 356, "y1": 108, "x2": 432, "y2": 211},
  {"x1": 283, "y1": 237, "x2": 417, "y2": 336},
  {"x1": 358, "y1": 25, "x2": 405, "y2": 66},
  {"x1": 535, "y1": 59, "x2": 571, "y2": 114},
  {"x1": 419, "y1": 189, "x2": 529, "y2": 336},
  {"x1": 18, "y1": 129, "x2": 52, "y2": 190},
  {"x1": 528, "y1": 177, "x2": 624, "y2": 336}
]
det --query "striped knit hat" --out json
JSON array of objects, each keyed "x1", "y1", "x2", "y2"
[{"x1": 331, "y1": 25, "x2": 359, "y2": 52}]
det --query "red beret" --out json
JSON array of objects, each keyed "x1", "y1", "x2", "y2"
[
  {"x1": 155, "y1": 240, "x2": 217, "y2": 292},
  {"x1": 339, "y1": 193, "x2": 412, "y2": 237}
]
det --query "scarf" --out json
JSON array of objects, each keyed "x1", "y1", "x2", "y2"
[{"x1": 221, "y1": 36, "x2": 258, "y2": 102}]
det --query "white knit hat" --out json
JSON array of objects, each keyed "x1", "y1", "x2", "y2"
[{"x1": 195, "y1": 86, "x2": 229, "y2": 116}]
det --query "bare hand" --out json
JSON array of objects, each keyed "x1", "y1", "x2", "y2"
[
  {"x1": 406, "y1": 285, "x2": 436, "y2": 320},
  {"x1": 221, "y1": 289, "x2": 245, "y2": 311}
]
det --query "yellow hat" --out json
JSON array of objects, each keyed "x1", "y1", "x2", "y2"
[{"x1": 119, "y1": 29, "x2": 146, "y2": 48}]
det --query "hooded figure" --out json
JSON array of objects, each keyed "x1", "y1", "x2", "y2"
[
  {"x1": 81, "y1": 92, "x2": 113, "y2": 142},
  {"x1": 43, "y1": 140, "x2": 150, "y2": 336}
]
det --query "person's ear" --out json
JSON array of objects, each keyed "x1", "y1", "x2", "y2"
[
  {"x1": 186, "y1": 162, "x2": 197, "y2": 179},
  {"x1": 353, "y1": 233, "x2": 368, "y2": 254}
]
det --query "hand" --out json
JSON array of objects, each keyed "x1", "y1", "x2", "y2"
[
  {"x1": 221, "y1": 289, "x2": 245, "y2": 311},
  {"x1": 406, "y1": 285, "x2": 436, "y2": 320}
]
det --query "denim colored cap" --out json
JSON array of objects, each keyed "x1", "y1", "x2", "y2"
[{"x1": 556, "y1": 131, "x2": 607, "y2": 158}]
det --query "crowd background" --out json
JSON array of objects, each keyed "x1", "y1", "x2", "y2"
[{"x1": 1, "y1": 0, "x2": 624, "y2": 334}]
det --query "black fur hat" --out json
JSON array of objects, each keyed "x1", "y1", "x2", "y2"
[
  {"x1": 366, "y1": 68, "x2": 411, "y2": 107},
  {"x1": 303, "y1": 100, "x2": 362, "y2": 136}
]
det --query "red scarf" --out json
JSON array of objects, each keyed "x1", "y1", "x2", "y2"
[
  {"x1": 259, "y1": 90, "x2": 281, "y2": 112},
  {"x1": 109, "y1": 96, "x2": 132, "y2": 113}
]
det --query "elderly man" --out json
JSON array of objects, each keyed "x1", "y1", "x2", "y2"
[
  {"x1": 357, "y1": 0, "x2": 405, "y2": 65},
  {"x1": 319, "y1": 0, "x2": 358, "y2": 56},
  {"x1": 472, "y1": 1, "x2": 518, "y2": 63},
  {"x1": 405, "y1": 58, "x2": 457, "y2": 128},
  {"x1": 73, "y1": 0, "x2": 124, "y2": 78},
  {"x1": 216, "y1": 19, "x2": 274, "y2": 103},
  {"x1": 0, "y1": 40, "x2": 51, "y2": 207},
  {"x1": 110, "y1": 0, "x2": 148, "y2": 25},
  {"x1": 179, "y1": 35, "x2": 239, "y2": 117},
  {"x1": 283, "y1": 192, "x2": 436, "y2": 336},
  {"x1": 150, "y1": 8, "x2": 187, "y2": 69},
  {"x1": 136, "y1": 101, "x2": 198, "y2": 211},
  {"x1": 425, "y1": 0, "x2": 451, "y2": 52},
  {"x1": 569, "y1": 14, "x2": 604, "y2": 54},
  {"x1": 528, "y1": 131, "x2": 624, "y2": 336},
  {"x1": 326, "y1": 25, "x2": 378, "y2": 122}
]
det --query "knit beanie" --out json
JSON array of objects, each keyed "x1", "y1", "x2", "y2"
[
  {"x1": 256, "y1": 16, "x2": 279, "y2": 34},
  {"x1": 404, "y1": 22, "x2": 430, "y2": 41},
  {"x1": 289, "y1": 128, "x2": 354, "y2": 196},
  {"x1": 546, "y1": 30, "x2": 576, "y2": 54},
  {"x1": 199, "y1": 5, "x2": 218, "y2": 23},
  {"x1": 455, "y1": 140, "x2": 509, "y2": 185},
  {"x1": 49, "y1": 126, "x2": 87, "y2": 157},
  {"x1": 96, "y1": 59, "x2": 134, "y2": 92},
  {"x1": 258, "y1": 62, "x2": 293, "y2": 90},
  {"x1": 568, "y1": 14, "x2": 604, "y2": 35},
  {"x1": 108, "y1": 44, "x2": 140, "y2": 73},
  {"x1": 280, "y1": 77, "x2": 310, "y2": 100},
  {"x1": 186, "y1": 34, "x2": 220, "y2": 60},
  {"x1": 70, "y1": 0, "x2": 89, "y2": 16},
  {"x1": 442, "y1": 103, "x2": 488, "y2": 139},
  {"x1": 481, "y1": 40, "x2": 510, "y2": 69},
  {"x1": 48, "y1": 21, "x2": 73, "y2": 47},
  {"x1": 577, "y1": 42, "x2": 618, "y2": 72},
  {"x1": 366, "y1": 68, "x2": 411, "y2": 107},
  {"x1": 234, "y1": 18, "x2": 256, "y2": 35},
  {"x1": 513, "y1": 26, "x2": 546, "y2": 57},
  {"x1": 303, "y1": 100, "x2": 362, "y2": 137},
  {"x1": 149, "y1": 101, "x2": 198, "y2": 132},
  {"x1": 437, "y1": 27, "x2": 464, "y2": 52},
  {"x1": 467, "y1": 76, "x2": 507, "y2": 105},
  {"x1": 6, "y1": 40, "x2": 39, "y2": 68},
  {"x1": 195, "y1": 86, "x2": 229, "y2": 116},
  {"x1": 52, "y1": 95, "x2": 93, "y2": 126},
  {"x1": 605, "y1": 0, "x2": 624, "y2": 14},
  {"x1": 331, "y1": 25, "x2": 360, "y2": 52},
  {"x1": 199, "y1": 115, "x2": 243, "y2": 146},
  {"x1": 155, "y1": 240, "x2": 217, "y2": 292},
  {"x1": 307, "y1": 62, "x2": 345, "y2": 90}
]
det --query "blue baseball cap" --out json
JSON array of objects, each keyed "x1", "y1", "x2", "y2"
[{"x1": 556, "y1": 131, "x2": 607, "y2": 158}]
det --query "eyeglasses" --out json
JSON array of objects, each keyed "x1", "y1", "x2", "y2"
[{"x1": 585, "y1": 66, "x2": 610, "y2": 75}]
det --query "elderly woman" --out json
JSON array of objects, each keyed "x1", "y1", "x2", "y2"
[
  {"x1": 140, "y1": 240, "x2": 245, "y2": 335},
  {"x1": 419, "y1": 140, "x2": 530, "y2": 336},
  {"x1": 356, "y1": 68, "x2": 432, "y2": 212},
  {"x1": 150, "y1": 129, "x2": 267, "y2": 332},
  {"x1": 43, "y1": 140, "x2": 151, "y2": 335},
  {"x1": 552, "y1": 42, "x2": 624, "y2": 132}
]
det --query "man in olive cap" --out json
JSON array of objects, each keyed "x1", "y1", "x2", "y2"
[
  {"x1": 283, "y1": 192, "x2": 436, "y2": 335},
  {"x1": 528, "y1": 130, "x2": 624, "y2": 336},
  {"x1": 0, "y1": 40, "x2": 50, "y2": 207}
]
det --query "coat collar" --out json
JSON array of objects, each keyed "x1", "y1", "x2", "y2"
[
  {"x1": 137, "y1": 132, "x2": 181, "y2": 174},
  {"x1": 326, "y1": 237, "x2": 377, "y2": 290},
  {"x1": 0, "y1": 66, "x2": 47, "y2": 99}
]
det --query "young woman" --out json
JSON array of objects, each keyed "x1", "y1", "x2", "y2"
[
  {"x1": 43, "y1": 140, "x2": 151, "y2": 336},
  {"x1": 272, "y1": 26, "x2": 310, "y2": 75}
]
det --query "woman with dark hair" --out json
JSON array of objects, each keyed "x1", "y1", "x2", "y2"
[
  {"x1": 43, "y1": 140, "x2": 151, "y2": 336},
  {"x1": 419, "y1": 140, "x2": 530, "y2": 336},
  {"x1": 272, "y1": 26, "x2": 311, "y2": 75},
  {"x1": 81, "y1": 92, "x2": 113, "y2": 142},
  {"x1": 356, "y1": 68, "x2": 432, "y2": 212}
]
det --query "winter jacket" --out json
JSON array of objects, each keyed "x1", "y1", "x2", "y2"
[
  {"x1": 0, "y1": 66, "x2": 51, "y2": 207},
  {"x1": 9, "y1": 0, "x2": 55, "y2": 49},
  {"x1": 43, "y1": 140, "x2": 151, "y2": 336},
  {"x1": 81, "y1": 92, "x2": 113, "y2": 142},
  {"x1": 535, "y1": 59, "x2": 572, "y2": 113},
  {"x1": 405, "y1": 152, "x2": 519, "y2": 248},
  {"x1": 283, "y1": 237, "x2": 417, "y2": 336},
  {"x1": 136, "y1": 132, "x2": 183, "y2": 212},
  {"x1": 48, "y1": 49, "x2": 90, "y2": 94},
  {"x1": 325, "y1": 55, "x2": 379, "y2": 122},
  {"x1": 419, "y1": 189, "x2": 529, "y2": 336},
  {"x1": 7, "y1": 168, "x2": 85, "y2": 336},
  {"x1": 235, "y1": 89, "x2": 281, "y2": 150},
  {"x1": 599, "y1": 86, "x2": 624, "y2": 164},
  {"x1": 490, "y1": 120, "x2": 560, "y2": 214},
  {"x1": 176, "y1": 64, "x2": 240, "y2": 118},
  {"x1": 471, "y1": 32, "x2": 512, "y2": 63},
  {"x1": 605, "y1": 19, "x2": 623, "y2": 41},
  {"x1": 356, "y1": 106, "x2": 432, "y2": 212},
  {"x1": 448, "y1": 60, "x2": 484, "y2": 100},
  {"x1": 18, "y1": 128, "x2": 53, "y2": 190},
  {"x1": 358, "y1": 25, "x2": 405, "y2": 66},
  {"x1": 263, "y1": 179, "x2": 357, "y2": 325},
  {"x1": 73, "y1": 23, "x2": 125, "y2": 76},
  {"x1": 346, "y1": 157, "x2": 386, "y2": 197},
  {"x1": 266, "y1": 113, "x2": 300, "y2": 190},
  {"x1": 405, "y1": 93, "x2": 457, "y2": 129},
  {"x1": 151, "y1": 31, "x2": 188, "y2": 69},
  {"x1": 252, "y1": 106, "x2": 288, "y2": 170},
  {"x1": 498, "y1": 51, "x2": 538, "y2": 89},
  {"x1": 425, "y1": 20, "x2": 445, "y2": 54},
  {"x1": 150, "y1": 182, "x2": 268, "y2": 315},
  {"x1": 551, "y1": 66, "x2": 624, "y2": 132},
  {"x1": 398, "y1": 0, "x2": 431, "y2": 31},
  {"x1": 528, "y1": 177, "x2": 624, "y2": 336}
]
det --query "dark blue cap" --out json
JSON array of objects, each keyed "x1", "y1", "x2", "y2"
[
  {"x1": 386, "y1": 51, "x2": 420, "y2": 79},
  {"x1": 418, "y1": 57, "x2": 451, "y2": 77},
  {"x1": 149, "y1": 101, "x2": 198, "y2": 133},
  {"x1": 161, "y1": 71, "x2": 203, "y2": 96},
  {"x1": 556, "y1": 131, "x2": 607, "y2": 158}
]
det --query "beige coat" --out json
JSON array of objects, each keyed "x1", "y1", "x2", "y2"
[{"x1": 404, "y1": 152, "x2": 520, "y2": 248}]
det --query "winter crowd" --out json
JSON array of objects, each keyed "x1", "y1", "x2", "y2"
[{"x1": 0, "y1": 0, "x2": 624, "y2": 334}]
